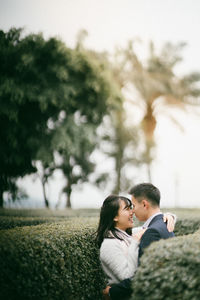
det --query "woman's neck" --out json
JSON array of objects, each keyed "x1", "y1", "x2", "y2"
[{"x1": 115, "y1": 227, "x2": 126, "y2": 232}]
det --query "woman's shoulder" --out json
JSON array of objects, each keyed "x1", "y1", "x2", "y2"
[
  {"x1": 101, "y1": 237, "x2": 118, "y2": 245},
  {"x1": 100, "y1": 237, "x2": 121, "y2": 250},
  {"x1": 100, "y1": 237, "x2": 125, "y2": 260}
]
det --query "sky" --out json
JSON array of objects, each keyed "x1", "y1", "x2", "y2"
[{"x1": 1, "y1": 0, "x2": 200, "y2": 209}]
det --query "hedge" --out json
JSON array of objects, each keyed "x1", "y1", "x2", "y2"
[
  {"x1": 0, "y1": 215, "x2": 92, "y2": 230},
  {"x1": 0, "y1": 218, "x2": 105, "y2": 300},
  {"x1": 174, "y1": 218, "x2": 200, "y2": 236},
  {"x1": 0, "y1": 216, "x2": 56, "y2": 230},
  {"x1": 0, "y1": 210, "x2": 100, "y2": 230},
  {"x1": 0, "y1": 215, "x2": 200, "y2": 300},
  {"x1": 131, "y1": 229, "x2": 200, "y2": 300},
  {"x1": 0, "y1": 208, "x2": 99, "y2": 218}
]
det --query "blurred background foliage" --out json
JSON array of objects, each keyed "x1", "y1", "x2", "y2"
[
  {"x1": 1, "y1": 28, "x2": 200, "y2": 208},
  {"x1": 0, "y1": 28, "x2": 120, "y2": 208}
]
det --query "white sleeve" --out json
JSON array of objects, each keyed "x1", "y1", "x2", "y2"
[{"x1": 100, "y1": 238, "x2": 139, "y2": 282}]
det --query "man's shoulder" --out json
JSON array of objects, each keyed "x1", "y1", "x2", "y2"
[
  {"x1": 149, "y1": 214, "x2": 165, "y2": 228},
  {"x1": 148, "y1": 215, "x2": 174, "y2": 238},
  {"x1": 142, "y1": 226, "x2": 161, "y2": 240},
  {"x1": 139, "y1": 214, "x2": 174, "y2": 258}
]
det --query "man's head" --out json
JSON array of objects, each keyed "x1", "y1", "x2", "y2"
[{"x1": 129, "y1": 183, "x2": 161, "y2": 222}]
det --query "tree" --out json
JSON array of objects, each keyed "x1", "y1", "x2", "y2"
[
  {"x1": 33, "y1": 146, "x2": 56, "y2": 208},
  {"x1": 97, "y1": 50, "x2": 141, "y2": 194},
  {"x1": 0, "y1": 28, "x2": 117, "y2": 207},
  {"x1": 115, "y1": 40, "x2": 200, "y2": 181},
  {"x1": 99, "y1": 107, "x2": 140, "y2": 194},
  {"x1": 50, "y1": 115, "x2": 97, "y2": 208}
]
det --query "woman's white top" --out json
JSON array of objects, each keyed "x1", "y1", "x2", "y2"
[
  {"x1": 100, "y1": 213, "x2": 176, "y2": 285},
  {"x1": 100, "y1": 228, "x2": 141, "y2": 285}
]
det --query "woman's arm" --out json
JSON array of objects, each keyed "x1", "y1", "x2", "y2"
[
  {"x1": 163, "y1": 212, "x2": 177, "y2": 232},
  {"x1": 100, "y1": 238, "x2": 139, "y2": 283}
]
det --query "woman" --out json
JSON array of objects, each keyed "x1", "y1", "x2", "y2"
[{"x1": 96, "y1": 195, "x2": 175, "y2": 286}]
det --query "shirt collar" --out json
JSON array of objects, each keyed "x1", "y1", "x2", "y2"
[{"x1": 142, "y1": 212, "x2": 162, "y2": 228}]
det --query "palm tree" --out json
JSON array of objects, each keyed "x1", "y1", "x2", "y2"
[
  {"x1": 101, "y1": 108, "x2": 140, "y2": 194},
  {"x1": 115, "y1": 40, "x2": 200, "y2": 181},
  {"x1": 98, "y1": 51, "x2": 142, "y2": 194}
]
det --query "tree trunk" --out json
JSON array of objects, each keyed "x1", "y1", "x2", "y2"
[
  {"x1": 116, "y1": 165, "x2": 121, "y2": 194},
  {"x1": 144, "y1": 139, "x2": 154, "y2": 183},
  {"x1": 113, "y1": 155, "x2": 122, "y2": 194},
  {"x1": 0, "y1": 176, "x2": 4, "y2": 208},
  {"x1": 142, "y1": 103, "x2": 156, "y2": 183},
  {"x1": 66, "y1": 187, "x2": 72, "y2": 208},
  {"x1": 0, "y1": 191, "x2": 3, "y2": 208},
  {"x1": 42, "y1": 180, "x2": 49, "y2": 208},
  {"x1": 113, "y1": 126, "x2": 124, "y2": 194},
  {"x1": 55, "y1": 190, "x2": 62, "y2": 209},
  {"x1": 147, "y1": 163, "x2": 152, "y2": 183}
]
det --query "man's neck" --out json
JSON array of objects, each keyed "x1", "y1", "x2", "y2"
[{"x1": 146, "y1": 207, "x2": 161, "y2": 220}]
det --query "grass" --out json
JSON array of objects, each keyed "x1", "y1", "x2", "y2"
[
  {"x1": 0, "y1": 208, "x2": 100, "y2": 218},
  {"x1": 162, "y1": 207, "x2": 200, "y2": 219},
  {"x1": 1, "y1": 207, "x2": 200, "y2": 218}
]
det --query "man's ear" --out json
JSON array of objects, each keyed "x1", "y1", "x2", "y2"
[
  {"x1": 142, "y1": 199, "x2": 149, "y2": 209},
  {"x1": 114, "y1": 217, "x2": 118, "y2": 222}
]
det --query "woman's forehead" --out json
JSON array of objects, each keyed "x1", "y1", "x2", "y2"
[{"x1": 119, "y1": 199, "x2": 130, "y2": 209}]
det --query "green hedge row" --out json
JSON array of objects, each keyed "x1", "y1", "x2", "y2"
[
  {"x1": 0, "y1": 213, "x2": 99, "y2": 230},
  {"x1": 131, "y1": 229, "x2": 200, "y2": 300},
  {"x1": 0, "y1": 216, "x2": 56, "y2": 230},
  {"x1": 0, "y1": 208, "x2": 99, "y2": 218},
  {"x1": 174, "y1": 218, "x2": 200, "y2": 236},
  {"x1": 0, "y1": 216, "x2": 200, "y2": 300},
  {"x1": 0, "y1": 215, "x2": 90, "y2": 230},
  {"x1": 132, "y1": 217, "x2": 200, "y2": 236},
  {"x1": 0, "y1": 218, "x2": 104, "y2": 300}
]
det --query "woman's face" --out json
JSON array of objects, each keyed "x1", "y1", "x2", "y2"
[{"x1": 114, "y1": 200, "x2": 134, "y2": 231}]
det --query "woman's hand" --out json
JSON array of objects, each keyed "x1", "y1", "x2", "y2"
[
  {"x1": 163, "y1": 213, "x2": 175, "y2": 232},
  {"x1": 132, "y1": 228, "x2": 146, "y2": 241},
  {"x1": 102, "y1": 286, "x2": 111, "y2": 300}
]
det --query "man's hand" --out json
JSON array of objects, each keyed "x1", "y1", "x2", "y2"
[{"x1": 102, "y1": 286, "x2": 111, "y2": 300}]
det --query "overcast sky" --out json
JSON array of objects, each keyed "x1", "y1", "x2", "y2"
[{"x1": 1, "y1": 0, "x2": 200, "y2": 208}]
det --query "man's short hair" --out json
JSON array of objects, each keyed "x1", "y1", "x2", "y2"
[{"x1": 129, "y1": 183, "x2": 160, "y2": 207}]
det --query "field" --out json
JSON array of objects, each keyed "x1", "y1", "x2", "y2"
[{"x1": 1, "y1": 206, "x2": 200, "y2": 218}]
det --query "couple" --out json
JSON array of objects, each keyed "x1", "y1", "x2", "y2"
[{"x1": 96, "y1": 183, "x2": 175, "y2": 300}]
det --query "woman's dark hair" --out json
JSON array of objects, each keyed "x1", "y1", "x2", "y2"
[{"x1": 96, "y1": 194, "x2": 132, "y2": 247}]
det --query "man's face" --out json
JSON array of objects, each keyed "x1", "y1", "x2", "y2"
[{"x1": 131, "y1": 195, "x2": 148, "y2": 222}]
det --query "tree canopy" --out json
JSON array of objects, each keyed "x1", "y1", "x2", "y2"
[
  {"x1": 0, "y1": 28, "x2": 117, "y2": 207},
  {"x1": 113, "y1": 40, "x2": 200, "y2": 181}
]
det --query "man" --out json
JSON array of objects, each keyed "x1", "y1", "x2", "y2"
[{"x1": 103, "y1": 183, "x2": 175, "y2": 300}]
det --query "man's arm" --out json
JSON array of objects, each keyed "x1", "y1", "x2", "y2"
[{"x1": 108, "y1": 278, "x2": 132, "y2": 300}]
